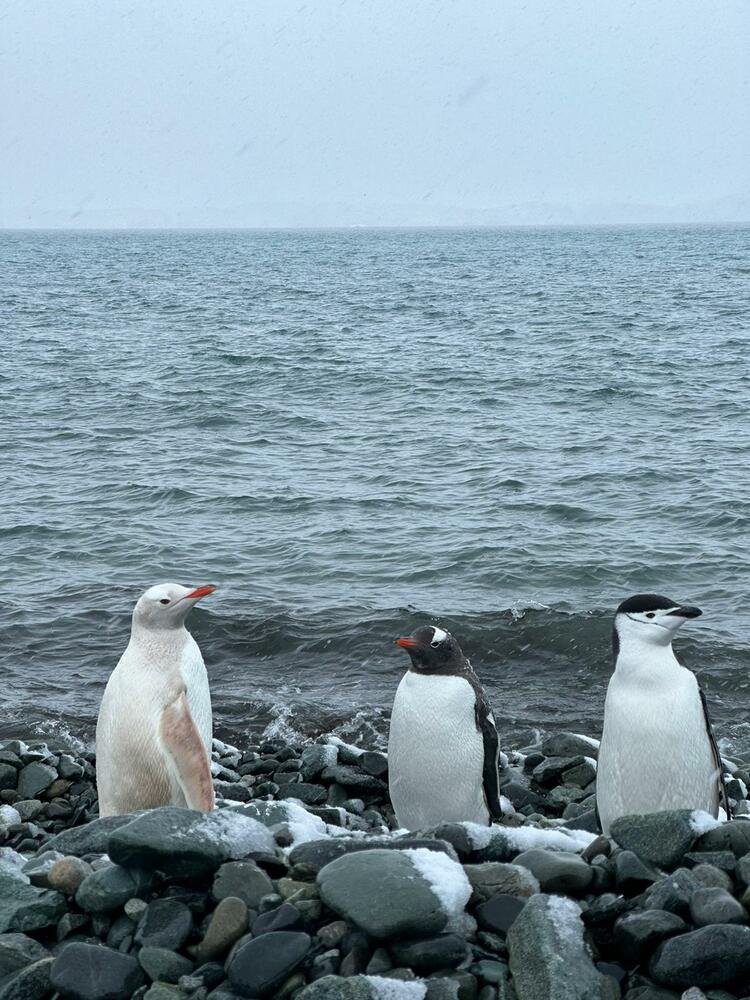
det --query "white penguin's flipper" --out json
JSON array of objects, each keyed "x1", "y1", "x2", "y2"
[{"x1": 160, "y1": 691, "x2": 215, "y2": 812}]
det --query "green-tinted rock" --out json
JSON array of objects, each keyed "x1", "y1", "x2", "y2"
[{"x1": 0, "y1": 876, "x2": 66, "y2": 934}]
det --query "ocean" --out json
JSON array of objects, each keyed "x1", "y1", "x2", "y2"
[{"x1": 2, "y1": 226, "x2": 749, "y2": 755}]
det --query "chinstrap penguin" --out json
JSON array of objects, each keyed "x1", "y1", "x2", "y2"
[
  {"x1": 596, "y1": 593, "x2": 727, "y2": 837},
  {"x1": 96, "y1": 583, "x2": 216, "y2": 817},
  {"x1": 388, "y1": 625, "x2": 503, "y2": 831}
]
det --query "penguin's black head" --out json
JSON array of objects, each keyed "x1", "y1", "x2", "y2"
[
  {"x1": 395, "y1": 625, "x2": 465, "y2": 673},
  {"x1": 613, "y1": 593, "x2": 703, "y2": 657}
]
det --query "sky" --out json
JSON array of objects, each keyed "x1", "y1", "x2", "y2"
[{"x1": 1, "y1": 0, "x2": 749, "y2": 228}]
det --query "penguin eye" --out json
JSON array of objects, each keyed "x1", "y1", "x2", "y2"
[
  {"x1": 645, "y1": 612, "x2": 655, "y2": 619},
  {"x1": 159, "y1": 599, "x2": 170, "y2": 606},
  {"x1": 430, "y1": 638, "x2": 441, "y2": 648}
]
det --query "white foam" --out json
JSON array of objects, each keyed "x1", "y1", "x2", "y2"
[
  {"x1": 690, "y1": 810, "x2": 723, "y2": 836},
  {"x1": 367, "y1": 976, "x2": 427, "y2": 999},
  {"x1": 404, "y1": 847, "x2": 472, "y2": 920}
]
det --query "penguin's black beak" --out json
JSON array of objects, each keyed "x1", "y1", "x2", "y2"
[
  {"x1": 395, "y1": 637, "x2": 420, "y2": 650},
  {"x1": 666, "y1": 606, "x2": 702, "y2": 619}
]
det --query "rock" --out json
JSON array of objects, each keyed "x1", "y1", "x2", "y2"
[
  {"x1": 0, "y1": 766, "x2": 18, "y2": 792},
  {"x1": 16, "y1": 764, "x2": 57, "y2": 801},
  {"x1": 694, "y1": 819, "x2": 750, "y2": 858},
  {"x1": 13, "y1": 801, "x2": 43, "y2": 823},
  {"x1": 47, "y1": 857, "x2": 92, "y2": 896},
  {"x1": 507, "y1": 894, "x2": 609, "y2": 1000},
  {"x1": 513, "y1": 849, "x2": 593, "y2": 895},
  {"x1": 689, "y1": 887, "x2": 747, "y2": 926},
  {"x1": 316, "y1": 921, "x2": 349, "y2": 949},
  {"x1": 295, "y1": 977, "x2": 373, "y2": 999},
  {"x1": 138, "y1": 946, "x2": 194, "y2": 983},
  {"x1": 213, "y1": 861, "x2": 273, "y2": 908},
  {"x1": 50, "y1": 942, "x2": 146, "y2": 999},
  {"x1": 0, "y1": 957, "x2": 53, "y2": 1000},
  {"x1": 44, "y1": 815, "x2": 137, "y2": 856},
  {"x1": 645, "y1": 870, "x2": 699, "y2": 917},
  {"x1": 0, "y1": 875, "x2": 66, "y2": 933},
  {"x1": 252, "y1": 902, "x2": 303, "y2": 936},
  {"x1": 360, "y1": 752, "x2": 388, "y2": 778},
  {"x1": 464, "y1": 863, "x2": 540, "y2": 901},
  {"x1": 108, "y1": 807, "x2": 274, "y2": 877},
  {"x1": 299, "y1": 747, "x2": 338, "y2": 782},
  {"x1": 390, "y1": 934, "x2": 467, "y2": 972},
  {"x1": 56, "y1": 912, "x2": 89, "y2": 941},
  {"x1": 650, "y1": 924, "x2": 750, "y2": 988},
  {"x1": 475, "y1": 895, "x2": 527, "y2": 934},
  {"x1": 615, "y1": 850, "x2": 661, "y2": 893},
  {"x1": 317, "y1": 849, "x2": 457, "y2": 939},
  {"x1": 0, "y1": 934, "x2": 49, "y2": 978},
  {"x1": 75, "y1": 865, "x2": 151, "y2": 913},
  {"x1": 227, "y1": 931, "x2": 311, "y2": 997},
  {"x1": 143, "y1": 986, "x2": 183, "y2": 1000},
  {"x1": 289, "y1": 837, "x2": 457, "y2": 874},
  {"x1": 58, "y1": 755, "x2": 84, "y2": 779},
  {"x1": 135, "y1": 899, "x2": 193, "y2": 950},
  {"x1": 612, "y1": 910, "x2": 688, "y2": 966},
  {"x1": 688, "y1": 862, "x2": 733, "y2": 892},
  {"x1": 278, "y1": 783, "x2": 327, "y2": 806},
  {"x1": 319, "y1": 766, "x2": 385, "y2": 792},
  {"x1": 193, "y1": 897, "x2": 248, "y2": 962},
  {"x1": 610, "y1": 812, "x2": 699, "y2": 870},
  {"x1": 539, "y1": 734, "x2": 599, "y2": 759},
  {"x1": 532, "y1": 756, "x2": 586, "y2": 788}
]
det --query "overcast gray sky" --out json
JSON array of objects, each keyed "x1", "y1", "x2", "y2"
[{"x1": 2, "y1": 0, "x2": 748, "y2": 227}]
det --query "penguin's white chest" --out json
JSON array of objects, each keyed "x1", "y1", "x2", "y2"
[
  {"x1": 388, "y1": 671, "x2": 488, "y2": 830},
  {"x1": 597, "y1": 662, "x2": 718, "y2": 835}
]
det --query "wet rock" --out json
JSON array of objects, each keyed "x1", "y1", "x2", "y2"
[
  {"x1": 50, "y1": 942, "x2": 146, "y2": 999},
  {"x1": 610, "y1": 812, "x2": 699, "y2": 870},
  {"x1": 475, "y1": 895, "x2": 527, "y2": 934},
  {"x1": 650, "y1": 924, "x2": 750, "y2": 988},
  {"x1": 227, "y1": 931, "x2": 311, "y2": 997}
]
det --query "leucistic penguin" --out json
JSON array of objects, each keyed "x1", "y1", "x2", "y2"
[
  {"x1": 96, "y1": 583, "x2": 216, "y2": 816},
  {"x1": 597, "y1": 594, "x2": 727, "y2": 836},
  {"x1": 388, "y1": 625, "x2": 503, "y2": 831}
]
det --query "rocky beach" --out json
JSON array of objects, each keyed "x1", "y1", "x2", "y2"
[{"x1": 2, "y1": 732, "x2": 750, "y2": 999}]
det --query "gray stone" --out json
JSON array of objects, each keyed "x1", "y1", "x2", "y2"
[
  {"x1": 252, "y1": 901, "x2": 303, "y2": 936},
  {"x1": 43, "y1": 814, "x2": 138, "y2": 856},
  {"x1": 0, "y1": 934, "x2": 49, "y2": 979},
  {"x1": 295, "y1": 976, "x2": 372, "y2": 1000},
  {"x1": 612, "y1": 909, "x2": 688, "y2": 966},
  {"x1": 0, "y1": 766, "x2": 18, "y2": 792},
  {"x1": 290, "y1": 836, "x2": 457, "y2": 874},
  {"x1": 0, "y1": 957, "x2": 53, "y2": 1000},
  {"x1": 108, "y1": 807, "x2": 274, "y2": 877},
  {"x1": 317, "y1": 849, "x2": 450, "y2": 939},
  {"x1": 75, "y1": 865, "x2": 151, "y2": 913},
  {"x1": 513, "y1": 849, "x2": 593, "y2": 895},
  {"x1": 12, "y1": 802, "x2": 43, "y2": 823},
  {"x1": 539, "y1": 734, "x2": 599, "y2": 759},
  {"x1": 16, "y1": 764, "x2": 57, "y2": 801},
  {"x1": 694, "y1": 819, "x2": 750, "y2": 858},
  {"x1": 227, "y1": 931, "x2": 311, "y2": 997},
  {"x1": 212, "y1": 861, "x2": 273, "y2": 908},
  {"x1": 689, "y1": 887, "x2": 747, "y2": 926},
  {"x1": 0, "y1": 875, "x2": 66, "y2": 933},
  {"x1": 645, "y1": 869, "x2": 699, "y2": 917},
  {"x1": 193, "y1": 897, "x2": 248, "y2": 962},
  {"x1": 684, "y1": 862, "x2": 733, "y2": 892},
  {"x1": 46, "y1": 857, "x2": 92, "y2": 896},
  {"x1": 475, "y1": 895, "x2": 527, "y2": 934},
  {"x1": 58, "y1": 755, "x2": 84, "y2": 779},
  {"x1": 136, "y1": 898, "x2": 193, "y2": 950},
  {"x1": 463, "y1": 863, "x2": 540, "y2": 902},
  {"x1": 650, "y1": 924, "x2": 750, "y2": 988},
  {"x1": 391, "y1": 934, "x2": 467, "y2": 972},
  {"x1": 299, "y1": 746, "x2": 338, "y2": 782},
  {"x1": 610, "y1": 812, "x2": 699, "y2": 870},
  {"x1": 532, "y1": 756, "x2": 586, "y2": 788},
  {"x1": 50, "y1": 942, "x2": 146, "y2": 999},
  {"x1": 278, "y1": 783, "x2": 327, "y2": 805},
  {"x1": 319, "y1": 766, "x2": 385, "y2": 792},
  {"x1": 138, "y1": 946, "x2": 194, "y2": 984},
  {"x1": 615, "y1": 850, "x2": 661, "y2": 893},
  {"x1": 507, "y1": 894, "x2": 609, "y2": 1000}
]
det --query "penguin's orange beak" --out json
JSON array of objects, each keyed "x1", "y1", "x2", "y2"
[
  {"x1": 185, "y1": 585, "x2": 216, "y2": 601},
  {"x1": 395, "y1": 637, "x2": 419, "y2": 650}
]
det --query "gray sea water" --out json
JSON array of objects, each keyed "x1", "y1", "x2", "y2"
[{"x1": 2, "y1": 226, "x2": 749, "y2": 754}]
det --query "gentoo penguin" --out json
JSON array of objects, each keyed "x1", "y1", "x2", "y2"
[
  {"x1": 388, "y1": 625, "x2": 503, "y2": 831},
  {"x1": 597, "y1": 594, "x2": 727, "y2": 836},
  {"x1": 96, "y1": 583, "x2": 216, "y2": 816}
]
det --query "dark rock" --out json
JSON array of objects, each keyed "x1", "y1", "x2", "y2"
[
  {"x1": 316, "y1": 921, "x2": 349, "y2": 949},
  {"x1": 75, "y1": 865, "x2": 151, "y2": 913},
  {"x1": 539, "y1": 733, "x2": 600, "y2": 759},
  {"x1": 684, "y1": 851, "x2": 737, "y2": 875},
  {"x1": 582, "y1": 836, "x2": 611, "y2": 862},
  {"x1": 0, "y1": 934, "x2": 49, "y2": 979},
  {"x1": 277, "y1": 783, "x2": 327, "y2": 805},
  {"x1": 16, "y1": 764, "x2": 57, "y2": 801},
  {"x1": 108, "y1": 807, "x2": 273, "y2": 877},
  {"x1": 689, "y1": 887, "x2": 747, "y2": 926},
  {"x1": 193, "y1": 897, "x2": 248, "y2": 962},
  {"x1": 365, "y1": 948, "x2": 391, "y2": 974},
  {"x1": 615, "y1": 850, "x2": 661, "y2": 894},
  {"x1": 475, "y1": 895, "x2": 527, "y2": 934},
  {"x1": 513, "y1": 849, "x2": 593, "y2": 895},
  {"x1": 138, "y1": 946, "x2": 194, "y2": 984},
  {"x1": 390, "y1": 934, "x2": 467, "y2": 972},
  {"x1": 44, "y1": 815, "x2": 137, "y2": 856},
  {"x1": 610, "y1": 812, "x2": 699, "y2": 870},
  {"x1": 319, "y1": 766, "x2": 385, "y2": 792},
  {"x1": 689, "y1": 863, "x2": 733, "y2": 892},
  {"x1": 0, "y1": 957, "x2": 53, "y2": 1000},
  {"x1": 612, "y1": 909, "x2": 688, "y2": 966},
  {"x1": 295, "y1": 977, "x2": 372, "y2": 999},
  {"x1": 501, "y1": 780, "x2": 548, "y2": 812},
  {"x1": 563, "y1": 762, "x2": 598, "y2": 788},
  {"x1": 650, "y1": 924, "x2": 750, "y2": 988},
  {"x1": 0, "y1": 766, "x2": 18, "y2": 792},
  {"x1": 360, "y1": 752, "x2": 388, "y2": 778},
  {"x1": 135, "y1": 899, "x2": 193, "y2": 950},
  {"x1": 581, "y1": 892, "x2": 634, "y2": 929},
  {"x1": 227, "y1": 931, "x2": 311, "y2": 998},
  {"x1": 464, "y1": 862, "x2": 539, "y2": 901},
  {"x1": 532, "y1": 756, "x2": 586, "y2": 788},
  {"x1": 694, "y1": 820, "x2": 750, "y2": 858},
  {"x1": 507, "y1": 894, "x2": 608, "y2": 1000},
  {"x1": 0, "y1": 876, "x2": 66, "y2": 933},
  {"x1": 644, "y1": 869, "x2": 699, "y2": 917},
  {"x1": 50, "y1": 942, "x2": 146, "y2": 999},
  {"x1": 317, "y1": 849, "x2": 453, "y2": 939},
  {"x1": 252, "y1": 902, "x2": 302, "y2": 936},
  {"x1": 289, "y1": 836, "x2": 457, "y2": 874},
  {"x1": 562, "y1": 809, "x2": 600, "y2": 833},
  {"x1": 212, "y1": 861, "x2": 273, "y2": 908}
]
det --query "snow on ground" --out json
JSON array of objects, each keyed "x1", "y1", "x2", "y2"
[
  {"x1": 690, "y1": 810, "x2": 723, "y2": 836},
  {"x1": 367, "y1": 975, "x2": 427, "y2": 999},
  {"x1": 462, "y1": 821, "x2": 597, "y2": 853},
  {"x1": 404, "y1": 847, "x2": 472, "y2": 919}
]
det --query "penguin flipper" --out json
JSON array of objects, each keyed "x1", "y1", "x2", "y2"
[
  {"x1": 160, "y1": 691, "x2": 215, "y2": 812},
  {"x1": 474, "y1": 690, "x2": 504, "y2": 821},
  {"x1": 699, "y1": 684, "x2": 731, "y2": 820}
]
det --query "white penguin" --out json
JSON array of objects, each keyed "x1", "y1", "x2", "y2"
[
  {"x1": 96, "y1": 583, "x2": 216, "y2": 816},
  {"x1": 597, "y1": 593, "x2": 727, "y2": 836},
  {"x1": 388, "y1": 625, "x2": 503, "y2": 831}
]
